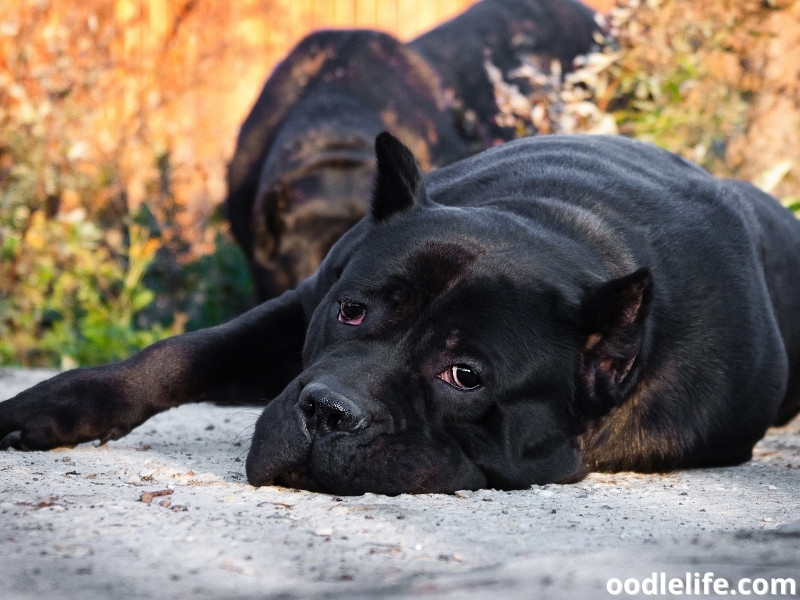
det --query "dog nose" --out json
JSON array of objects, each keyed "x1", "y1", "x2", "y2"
[{"x1": 299, "y1": 383, "x2": 367, "y2": 435}]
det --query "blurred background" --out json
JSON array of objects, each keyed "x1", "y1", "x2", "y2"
[{"x1": 0, "y1": 0, "x2": 796, "y2": 368}]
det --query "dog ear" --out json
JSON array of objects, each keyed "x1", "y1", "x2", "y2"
[
  {"x1": 576, "y1": 268, "x2": 653, "y2": 419},
  {"x1": 371, "y1": 132, "x2": 425, "y2": 222}
]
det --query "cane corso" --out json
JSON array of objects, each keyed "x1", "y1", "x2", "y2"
[
  {"x1": 3, "y1": 133, "x2": 800, "y2": 495},
  {"x1": 225, "y1": 29, "x2": 470, "y2": 300},
  {"x1": 226, "y1": 0, "x2": 600, "y2": 300}
]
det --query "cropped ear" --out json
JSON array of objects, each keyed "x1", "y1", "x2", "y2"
[
  {"x1": 576, "y1": 268, "x2": 653, "y2": 420},
  {"x1": 371, "y1": 132, "x2": 425, "y2": 222}
]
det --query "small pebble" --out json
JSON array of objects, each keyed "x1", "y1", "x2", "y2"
[
  {"x1": 454, "y1": 490, "x2": 473, "y2": 498},
  {"x1": 313, "y1": 528, "x2": 334, "y2": 537},
  {"x1": 140, "y1": 489, "x2": 174, "y2": 504}
]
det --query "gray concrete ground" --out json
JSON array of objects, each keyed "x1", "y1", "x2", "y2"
[{"x1": 1, "y1": 368, "x2": 799, "y2": 599}]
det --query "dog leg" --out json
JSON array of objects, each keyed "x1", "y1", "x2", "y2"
[{"x1": 0, "y1": 289, "x2": 306, "y2": 450}]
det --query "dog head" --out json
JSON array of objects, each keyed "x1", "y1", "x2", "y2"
[{"x1": 246, "y1": 133, "x2": 652, "y2": 494}]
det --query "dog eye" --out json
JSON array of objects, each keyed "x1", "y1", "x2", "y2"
[
  {"x1": 438, "y1": 365, "x2": 482, "y2": 390},
  {"x1": 338, "y1": 300, "x2": 366, "y2": 325}
]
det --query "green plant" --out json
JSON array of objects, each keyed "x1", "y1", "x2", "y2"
[
  {"x1": 139, "y1": 217, "x2": 255, "y2": 333},
  {"x1": 0, "y1": 208, "x2": 178, "y2": 368}
]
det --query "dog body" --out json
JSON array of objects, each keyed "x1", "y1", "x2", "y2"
[
  {"x1": 2, "y1": 134, "x2": 799, "y2": 495},
  {"x1": 409, "y1": 0, "x2": 599, "y2": 146}
]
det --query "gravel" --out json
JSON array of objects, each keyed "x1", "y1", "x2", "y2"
[{"x1": 1, "y1": 368, "x2": 799, "y2": 599}]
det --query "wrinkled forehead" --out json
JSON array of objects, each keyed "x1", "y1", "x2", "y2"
[{"x1": 342, "y1": 223, "x2": 492, "y2": 299}]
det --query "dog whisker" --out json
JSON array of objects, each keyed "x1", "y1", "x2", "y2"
[{"x1": 217, "y1": 408, "x2": 260, "y2": 482}]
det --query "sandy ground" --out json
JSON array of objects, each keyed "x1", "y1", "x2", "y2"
[{"x1": 1, "y1": 368, "x2": 799, "y2": 600}]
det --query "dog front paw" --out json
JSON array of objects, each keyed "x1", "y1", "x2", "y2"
[
  {"x1": 0, "y1": 367, "x2": 134, "y2": 450},
  {"x1": 0, "y1": 430, "x2": 27, "y2": 450}
]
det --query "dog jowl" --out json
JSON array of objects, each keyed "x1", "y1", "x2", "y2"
[{"x1": 2, "y1": 133, "x2": 800, "y2": 495}]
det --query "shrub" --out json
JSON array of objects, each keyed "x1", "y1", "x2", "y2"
[{"x1": 0, "y1": 206, "x2": 177, "y2": 368}]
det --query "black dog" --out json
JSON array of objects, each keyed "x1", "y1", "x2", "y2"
[
  {"x1": 3, "y1": 134, "x2": 799, "y2": 495},
  {"x1": 225, "y1": 29, "x2": 470, "y2": 301}
]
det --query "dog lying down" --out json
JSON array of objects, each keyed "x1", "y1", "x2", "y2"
[{"x1": 2, "y1": 133, "x2": 799, "y2": 495}]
